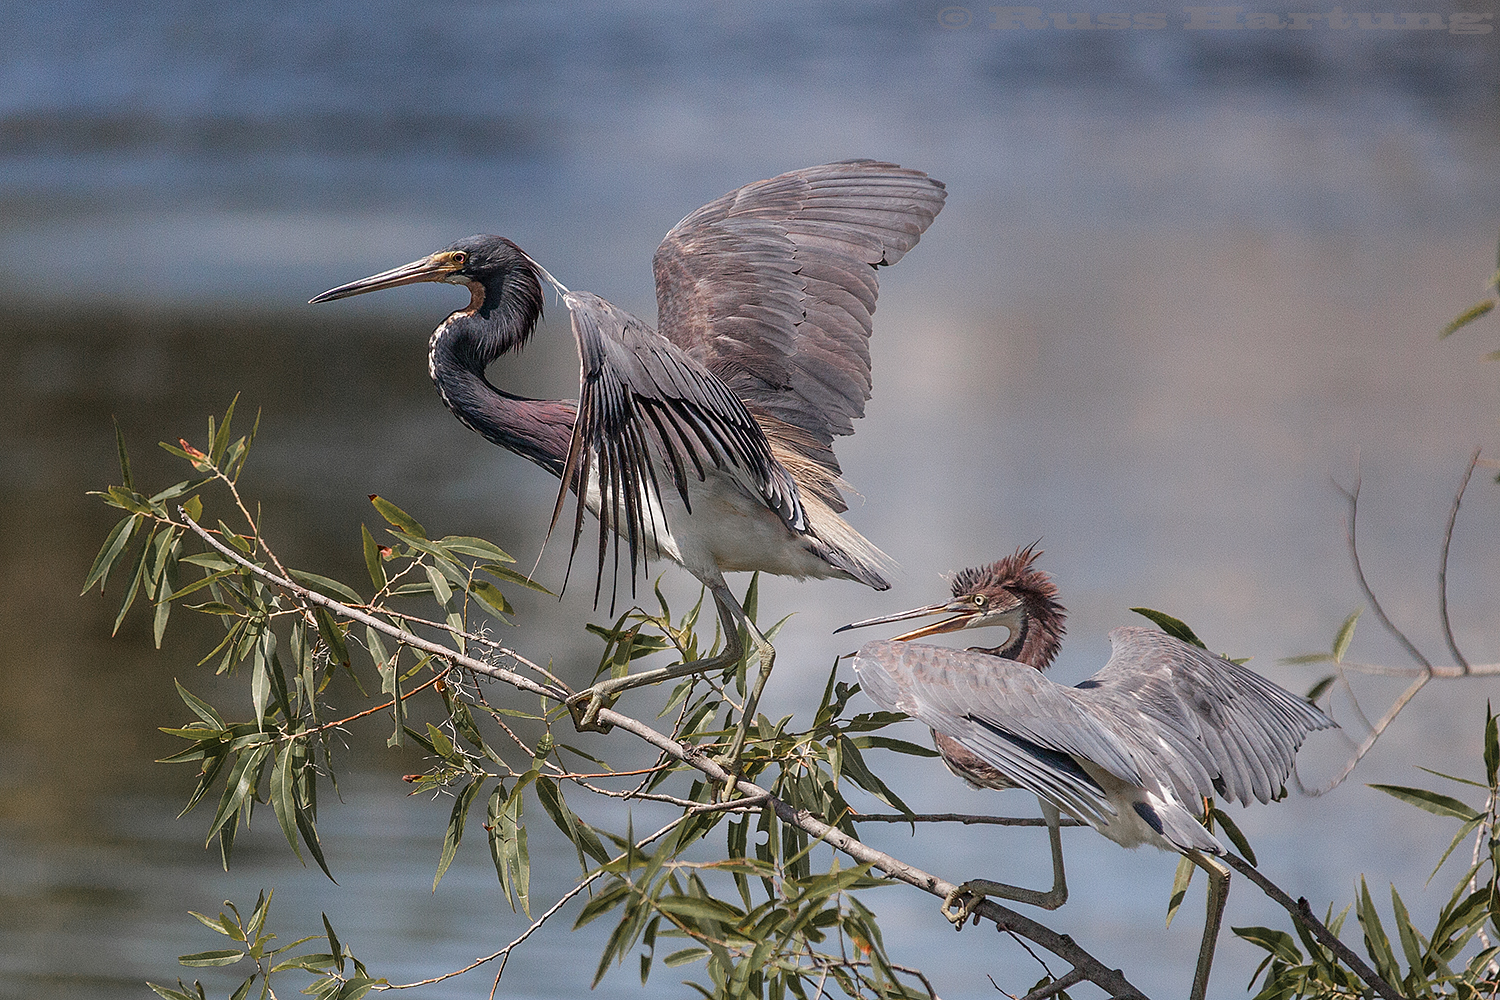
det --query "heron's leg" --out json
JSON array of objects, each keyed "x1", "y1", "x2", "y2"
[
  {"x1": 567, "y1": 585, "x2": 745, "y2": 733},
  {"x1": 719, "y1": 600, "x2": 776, "y2": 780},
  {"x1": 1185, "y1": 850, "x2": 1231, "y2": 1000},
  {"x1": 942, "y1": 800, "x2": 1068, "y2": 927}
]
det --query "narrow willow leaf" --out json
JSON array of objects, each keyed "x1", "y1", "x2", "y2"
[
  {"x1": 433, "y1": 777, "x2": 483, "y2": 891},
  {"x1": 211, "y1": 394, "x2": 238, "y2": 465},
  {"x1": 288, "y1": 569, "x2": 363, "y2": 605},
  {"x1": 1369, "y1": 783, "x2": 1479, "y2": 821},
  {"x1": 322, "y1": 913, "x2": 345, "y2": 975},
  {"x1": 1304, "y1": 675, "x2": 1337, "y2": 702},
  {"x1": 480, "y1": 562, "x2": 553, "y2": 595},
  {"x1": 293, "y1": 790, "x2": 335, "y2": 883},
  {"x1": 1208, "y1": 806, "x2": 1257, "y2": 867},
  {"x1": 1166, "y1": 854, "x2": 1195, "y2": 927},
  {"x1": 207, "y1": 746, "x2": 270, "y2": 846},
  {"x1": 271, "y1": 746, "x2": 304, "y2": 863},
  {"x1": 1332, "y1": 609, "x2": 1360, "y2": 663},
  {"x1": 1356, "y1": 876, "x2": 1399, "y2": 981},
  {"x1": 111, "y1": 528, "x2": 154, "y2": 633},
  {"x1": 1231, "y1": 925, "x2": 1302, "y2": 964},
  {"x1": 147, "y1": 983, "x2": 198, "y2": 1000},
  {"x1": 1129, "y1": 607, "x2": 1205, "y2": 648},
  {"x1": 438, "y1": 535, "x2": 515, "y2": 563},
  {"x1": 1486, "y1": 704, "x2": 1499, "y2": 787},
  {"x1": 1440, "y1": 299, "x2": 1495, "y2": 338},
  {"x1": 467, "y1": 579, "x2": 513, "y2": 619},
  {"x1": 360, "y1": 524, "x2": 386, "y2": 592},
  {"x1": 313, "y1": 607, "x2": 350, "y2": 670},
  {"x1": 1388, "y1": 884, "x2": 1425, "y2": 976},
  {"x1": 368, "y1": 495, "x2": 426, "y2": 538},
  {"x1": 176, "y1": 679, "x2": 226, "y2": 728},
  {"x1": 179, "y1": 950, "x2": 245, "y2": 968}
]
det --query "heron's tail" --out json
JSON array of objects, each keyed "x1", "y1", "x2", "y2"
[{"x1": 802, "y1": 497, "x2": 896, "y2": 590}]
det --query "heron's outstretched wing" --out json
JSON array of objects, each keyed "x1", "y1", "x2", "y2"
[
  {"x1": 551, "y1": 290, "x2": 804, "y2": 603},
  {"x1": 653, "y1": 160, "x2": 946, "y2": 498},
  {"x1": 1075, "y1": 627, "x2": 1336, "y2": 808},
  {"x1": 853, "y1": 640, "x2": 1147, "y2": 829}
]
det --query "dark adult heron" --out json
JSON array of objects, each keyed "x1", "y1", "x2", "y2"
[
  {"x1": 310, "y1": 161, "x2": 946, "y2": 763},
  {"x1": 837, "y1": 547, "x2": 1334, "y2": 1000}
]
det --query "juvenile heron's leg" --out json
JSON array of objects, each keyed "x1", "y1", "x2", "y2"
[
  {"x1": 942, "y1": 800, "x2": 1068, "y2": 927},
  {"x1": 568, "y1": 587, "x2": 745, "y2": 733},
  {"x1": 1185, "y1": 850, "x2": 1231, "y2": 1000}
]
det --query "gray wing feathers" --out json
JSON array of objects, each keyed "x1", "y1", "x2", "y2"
[
  {"x1": 552, "y1": 291, "x2": 804, "y2": 601},
  {"x1": 654, "y1": 160, "x2": 946, "y2": 480},
  {"x1": 1080, "y1": 627, "x2": 1336, "y2": 808},
  {"x1": 853, "y1": 641, "x2": 1145, "y2": 829}
]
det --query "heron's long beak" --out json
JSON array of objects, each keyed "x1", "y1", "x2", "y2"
[
  {"x1": 309, "y1": 252, "x2": 462, "y2": 303},
  {"x1": 834, "y1": 601, "x2": 978, "y2": 642}
]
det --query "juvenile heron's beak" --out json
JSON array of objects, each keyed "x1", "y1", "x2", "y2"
[
  {"x1": 310, "y1": 252, "x2": 463, "y2": 303},
  {"x1": 834, "y1": 601, "x2": 978, "y2": 642}
]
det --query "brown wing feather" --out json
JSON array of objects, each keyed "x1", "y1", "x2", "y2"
[{"x1": 652, "y1": 160, "x2": 945, "y2": 483}]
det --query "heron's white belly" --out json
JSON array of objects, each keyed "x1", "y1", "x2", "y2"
[{"x1": 581, "y1": 471, "x2": 841, "y2": 584}]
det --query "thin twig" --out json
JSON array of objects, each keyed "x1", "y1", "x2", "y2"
[
  {"x1": 852, "y1": 812, "x2": 1085, "y2": 828},
  {"x1": 1019, "y1": 966, "x2": 1086, "y2": 1000},
  {"x1": 1220, "y1": 853, "x2": 1402, "y2": 1000},
  {"x1": 1338, "y1": 473, "x2": 1432, "y2": 670},
  {"x1": 380, "y1": 812, "x2": 694, "y2": 991},
  {"x1": 1439, "y1": 448, "x2": 1481, "y2": 674}
]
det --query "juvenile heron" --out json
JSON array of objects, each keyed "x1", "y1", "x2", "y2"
[
  {"x1": 310, "y1": 161, "x2": 946, "y2": 760},
  {"x1": 837, "y1": 547, "x2": 1334, "y2": 1000}
]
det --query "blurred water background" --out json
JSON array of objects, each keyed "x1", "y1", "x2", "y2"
[{"x1": 4, "y1": 1, "x2": 1500, "y2": 997}]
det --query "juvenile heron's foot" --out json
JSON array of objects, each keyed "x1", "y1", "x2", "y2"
[
  {"x1": 566, "y1": 682, "x2": 620, "y2": 733},
  {"x1": 941, "y1": 883, "x2": 988, "y2": 929}
]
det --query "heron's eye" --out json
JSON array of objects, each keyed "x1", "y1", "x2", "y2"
[
  {"x1": 972, "y1": 594, "x2": 987, "y2": 607},
  {"x1": 452, "y1": 251, "x2": 468, "y2": 267}
]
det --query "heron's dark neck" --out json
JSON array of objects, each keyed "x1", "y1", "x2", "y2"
[
  {"x1": 971, "y1": 605, "x2": 1065, "y2": 670},
  {"x1": 428, "y1": 266, "x2": 574, "y2": 478}
]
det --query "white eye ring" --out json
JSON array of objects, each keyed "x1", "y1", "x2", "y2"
[{"x1": 972, "y1": 594, "x2": 987, "y2": 607}]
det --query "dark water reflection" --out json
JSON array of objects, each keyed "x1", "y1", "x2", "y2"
[{"x1": 7, "y1": 3, "x2": 1500, "y2": 997}]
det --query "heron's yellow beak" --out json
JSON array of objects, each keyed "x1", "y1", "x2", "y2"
[
  {"x1": 834, "y1": 601, "x2": 979, "y2": 642},
  {"x1": 310, "y1": 251, "x2": 466, "y2": 303}
]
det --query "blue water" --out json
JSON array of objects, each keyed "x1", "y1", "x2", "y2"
[{"x1": 4, "y1": 2, "x2": 1500, "y2": 997}]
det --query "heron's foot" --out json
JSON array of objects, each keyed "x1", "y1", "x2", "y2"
[
  {"x1": 566, "y1": 682, "x2": 620, "y2": 734},
  {"x1": 941, "y1": 883, "x2": 989, "y2": 929}
]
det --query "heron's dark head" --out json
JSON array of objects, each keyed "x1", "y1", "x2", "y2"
[
  {"x1": 836, "y1": 545, "x2": 1067, "y2": 669},
  {"x1": 310, "y1": 235, "x2": 548, "y2": 353}
]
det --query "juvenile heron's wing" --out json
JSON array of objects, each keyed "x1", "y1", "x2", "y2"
[
  {"x1": 853, "y1": 640, "x2": 1146, "y2": 830},
  {"x1": 550, "y1": 291, "x2": 804, "y2": 603},
  {"x1": 1074, "y1": 627, "x2": 1336, "y2": 807},
  {"x1": 653, "y1": 160, "x2": 946, "y2": 501}
]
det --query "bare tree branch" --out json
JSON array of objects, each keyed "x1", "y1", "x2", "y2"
[{"x1": 179, "y1": 509, "x2": 1153, "y2": 1000}]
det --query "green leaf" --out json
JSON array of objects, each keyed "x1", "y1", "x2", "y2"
[
  {"x1": 179, "y1": 950, "x2": 245, "y2": 968},
  {"x1": 1332, "y1": 609, "x2": 1360, "y2": 663},
  {"x1": 467, "y1": 579, "x2": 514, "y2": 619},
  {"x1": 1356, "y1": 876, "x2": 1399, "y2": 981},
  {"x1": 1369, "y1": 783, "x2": 1479, "y2": 822},
  {"x1": 313, "y1": 607, "x2": 350, "y2": 671},
  {"x1": 206, "y1": 745, "x2": 270, "y2": 849},
  {"x1": 1485, "y1": 703, "x2": 1498, "y2": 788},
  {"x1": 271, "y1": 746, "x2": 304, "y2": 864},
  {"x1": 288, "y1": 569, "x2": 363, "y2": 605},
  {"x1": 147, "y1": 982, "x2": 199, "y2": 1000},
  {"x1": 361, "y1": 524, "x2": 386, "y2": 592},
  {"x1": 322, "y1": 913, "x2": 345, "y2": 975},
  {"x1": 1440, "y1": 298, "x2": 1495, "y2": 338},
  {"x1": 438, "y1": 535, "x2": 515, "y2": 563},
  {"x1": 1166, "y1": 854, "x2": 1194, "y2": 927},
  {"x1": 433, "y1": 777, "x2": 484, "y2": 891},
  {"x1": 369, "y1": 495, "x2": 426, "y2": 538},
  {"x1": 1304, "y1": 675, "x2": 1336, "y2": 702},
  {"x1": 113, "y1": 417, "x2": 133, "y2": 490},
  {"x1": 1129, "y1": 607, "x2": 1205, "y2": 648},
  {"x1": 176, "y1": 679, "x2": 226, "y2": 728},
  {"x1": 480, "y1": 562, "x2": 553, "y2": 595},
  {"x1": 82, "y1": 514, "x2": 140, "y2": 595},
  {"x1": 1208, "y1": 806, "x2": 1257, "y2": 867},
  {"x1": 1232, "y1": 925, "x2": 1303, "y2": 964}
]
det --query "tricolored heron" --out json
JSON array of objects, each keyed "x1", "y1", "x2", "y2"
[
  {"x1": 837, "y1": 547, "x2": 1334, "y2": 1000},
  {"x1": 310, "y1": 161, "x2": 946, "y2": 766}
]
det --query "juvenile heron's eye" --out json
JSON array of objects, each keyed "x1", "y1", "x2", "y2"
[
  {"x1": 972, "y1": 594, "x2": 987, "y2": 607},
  {"x1": 452, "y1": 251, "x2": 468, "y2": 267}
]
